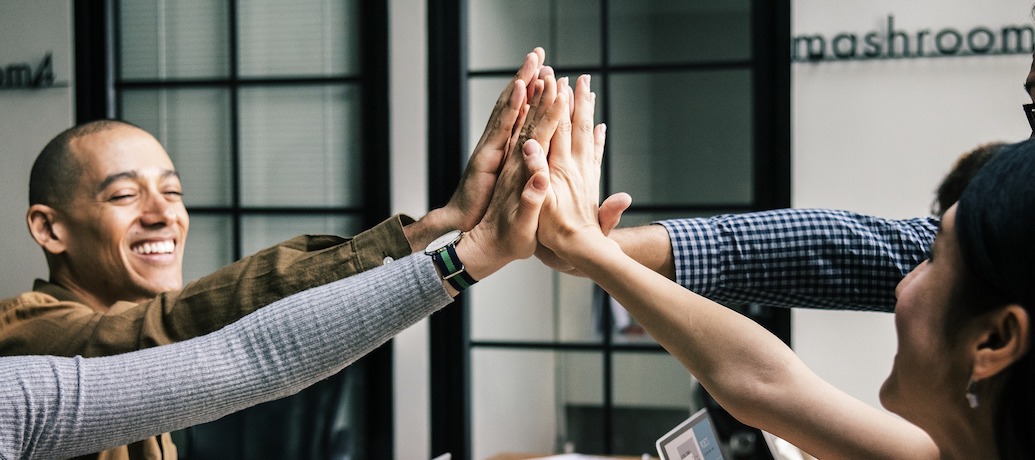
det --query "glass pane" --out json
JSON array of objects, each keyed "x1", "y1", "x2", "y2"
[
  {"x1": 239, "y1": 85, "x2": 363, "y2": 207},
  {"x1": 608, "y1": 70, "x2": 753, "y2": 206},
  {"x1": 611, "y1": 352, "x2": 699, "y2": 455},
  {"x1": 240, "y1": 214, "x2": 363, "y2": 257},
  {"x1": 555, "y1": 274, "x2": 600, "y2": 343},
  {"x1": 182, "y1": 215, "x2": 233, "y2": 285},
  {"x1": 468, "y1": 0, "x2": 601, "y2": 70},
  {"x1": 609, "y1": 0, "x2": 751, "y2": 65},
  {"x1": 237, "y1": 0, "x2": 360, "y2": 77},
  {"x1": 472, "y1": 349, "x2": 602, "y2": 458},
  {"x1": 121, "y1": 88, "x2": 233, "y2": 207},
  {"x1": 119, "y1": 0, "x2": 230, "y2": 79},
  {"x1": 470, "y1": 260, "x2": 557, "y2": 342}
]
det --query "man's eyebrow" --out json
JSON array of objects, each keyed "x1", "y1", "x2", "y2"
[
  {"x1": 95, "y1": 171, "x2": 138, "y2": 194},
  {"x1": 94, "y1": 169, "x2": 179, "y2": 194}
]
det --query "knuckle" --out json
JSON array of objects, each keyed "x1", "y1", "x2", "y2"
[{"x1": 557, "y1": 119, "x2": 573, "y2": 134}]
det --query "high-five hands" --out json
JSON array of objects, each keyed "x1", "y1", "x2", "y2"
[{"x1": 534, "y1": 74, "x2": 628, "y2": 261}]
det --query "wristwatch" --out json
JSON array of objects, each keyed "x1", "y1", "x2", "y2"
[{"x1": 424, "y1": 230, "x2": 478, "y2": 291}]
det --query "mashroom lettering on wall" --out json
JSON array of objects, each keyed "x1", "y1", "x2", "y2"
[{"x1": 794, "y1": 14, "x2": 1035, "y2": 61}]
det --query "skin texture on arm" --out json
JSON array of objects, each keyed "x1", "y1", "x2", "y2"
[{"x1": 535, "y1": 74, "x2": 938, "y2": 459}]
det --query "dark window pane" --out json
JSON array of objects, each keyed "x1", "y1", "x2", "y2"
[
  {"x1": 468, "y1": 0, "x2": 602, "y2": 70},
  {"x1": 608, "y1": 70, "x2": 754, "y2": 206},
  {"x1": 609, "y1": 0, "x2": 751, "y2": 65}
]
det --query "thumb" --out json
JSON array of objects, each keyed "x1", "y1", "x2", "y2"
[
  {"x1": 516, "y1": 142, "x2": 551, "y2": 232},
  {"x1": 599, "y1": 192, "x2": 632, "y2": 236}
]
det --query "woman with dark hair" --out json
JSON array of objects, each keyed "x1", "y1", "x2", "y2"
[{"x1": 536, "y1": 71, "x2": 1034, "y2": 458}]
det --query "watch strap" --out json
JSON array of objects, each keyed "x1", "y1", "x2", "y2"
[{"x1": 430, "y1": 244, "x2": 478, "y2": 291}]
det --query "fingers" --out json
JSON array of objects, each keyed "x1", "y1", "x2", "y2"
[
  {"x1": 571, "y1": 74, "x2": 596, "y2": 165},
  {"x1": 593, "y1": 122, "x2": 606, "y2": 165},
  {"x1": 474, "y1": 49, "x2": 544, "y2": 153},
  {"x1": 548, "y1": 80, "x2": 573, "y2": 165},
  {"x1": 517, "y1": 69, "x2": 560, "y2": 150}
]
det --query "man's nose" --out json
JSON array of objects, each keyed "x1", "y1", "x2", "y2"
[{"x1": 140, "y1": 192, "x2": 178, "y2": 226}]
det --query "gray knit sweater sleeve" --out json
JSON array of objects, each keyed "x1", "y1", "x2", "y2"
[{"x1": 0, "y1": 254, "x2": 452, "y2": 460}]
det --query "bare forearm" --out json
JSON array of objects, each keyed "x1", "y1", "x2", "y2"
[
  {"x1": 610, "y1": 225, "x2": 676, "y2": 280},
  {"x1": 563, "y1": 232, "x2": 800, "y2": 419}
]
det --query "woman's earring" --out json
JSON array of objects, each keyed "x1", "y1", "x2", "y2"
[{"x1": 966, "y1": 380, "x2": 980, "y2": 409}]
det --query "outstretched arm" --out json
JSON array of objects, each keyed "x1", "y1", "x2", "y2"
[
  {"x1": 0, "y1": 99, "x2": 563, "y2": 459},
  {"x1": 535, "y1": 74, "x2": 938, "y2": 459}
]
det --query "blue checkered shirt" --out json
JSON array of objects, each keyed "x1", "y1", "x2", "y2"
[{"x1": 658, "y1": 208, "x2": 937, "y2": 312}]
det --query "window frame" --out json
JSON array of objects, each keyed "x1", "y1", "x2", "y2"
[{"x1": 427, "y1": 0, "x2": 791, "y2": 457}]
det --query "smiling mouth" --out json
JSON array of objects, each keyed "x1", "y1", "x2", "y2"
[{"x1": 131, "y1": 240, "x2": 175, "y2": 255}]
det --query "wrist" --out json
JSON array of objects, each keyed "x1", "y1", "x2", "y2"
[
  {"x1": 405, "y1": 208, "x2": 453, "y2": 254},
  {"x1": 454, "y1": 228, "x2": 508, "y2": 283}
]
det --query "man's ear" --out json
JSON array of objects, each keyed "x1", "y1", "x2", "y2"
[
  {"x1": 27, "y1": 204, "x2": 68, "y2": 255},
  {"x1": 971, "y1": 305, "x2": 1030, "y2": 381}
]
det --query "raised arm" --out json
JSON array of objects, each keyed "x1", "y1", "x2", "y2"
[
  {"x1": 0, "y1": 55, "x2": 568, "y2": 460},
  {"x1": 625, "y1": 209, "x2": 936, "y2": 312},
  {"x1": 535, "y1": 74, "x2": 938, "y2": 459}
]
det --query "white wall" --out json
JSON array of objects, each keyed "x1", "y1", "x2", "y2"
[
  {"x1": 388, "y1": 0, "x2": 431, "y2": 458},
  {"x1": 791, "y1": 0, "x2": 1033, "y2": 412},
  {"x1": 0, "y1": 0, "x2": 73, "y2": 298}
]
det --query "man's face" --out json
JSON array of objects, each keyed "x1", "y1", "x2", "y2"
[{"x1": 56, "y1": 126, "x2": 189, "y2": 304}]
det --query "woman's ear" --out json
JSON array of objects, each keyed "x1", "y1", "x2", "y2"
[
  {"x1": 971, "y1": 305, "x2": 1030, "y2": 381},
  {"x1": 27, "y1": 204, "x2": 68, "y2": 255}
]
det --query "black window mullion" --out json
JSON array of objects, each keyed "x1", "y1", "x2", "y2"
[{"x1": 428, "y1": 0, "x2": 470, "y2": 458}]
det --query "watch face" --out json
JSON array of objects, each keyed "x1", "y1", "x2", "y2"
[{"x1": 425, "y1": 230, "x2": 463, "y2": 253}]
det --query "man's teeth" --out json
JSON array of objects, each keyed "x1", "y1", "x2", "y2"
[{"x1": 133, "y1": 241, "x2": 174, "y2": 255}]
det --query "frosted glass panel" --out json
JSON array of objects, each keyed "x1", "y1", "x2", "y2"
[
  {"x1": 613, "y1": 352, "x2": 696, "y2": 409},
  {"x1": 182, "y1": 215, "x2": 233, "y2": 285},
  {"x1": 121, "y1": 88, "x2": 233, "y2": 207},
  {"x1": 609, "y1": 352, "x2": 698, "y2": 455},
  {"x1": 609, "y1": 70, "x2": 753, "y2": 206},
  {"x1": 239, "y1": 85, "x2": 363, "y2": 207},
  {"x1": 609, "y1": 0, "x2": 750, "y2": 65},
  {"x1": 119, "y1": 0, "x2": 230, "y2": 79},
  {"x1": 468, "y1": 0, "x2": 601, "y2": 70},
  {"x1": 237, "y1": 0, "x2": 360, "y2": 77},
  {"x1": 241, "y1": 215, "x2": 363, "y2": 256},
  {"x1": 472, "y1": 349, "x2": 601, "y2": 459},
  {"x1": 470, "y1": 259, "x2": 556, "y2": 342}
]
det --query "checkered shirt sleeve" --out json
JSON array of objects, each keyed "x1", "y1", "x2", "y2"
[{"x1": 658, "y1": 208, "x2": 937, "y2": 312}]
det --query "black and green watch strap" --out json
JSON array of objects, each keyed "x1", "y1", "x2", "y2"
[{"x1": 430, "y1": 244, "x2": 478, "y2": 291}]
